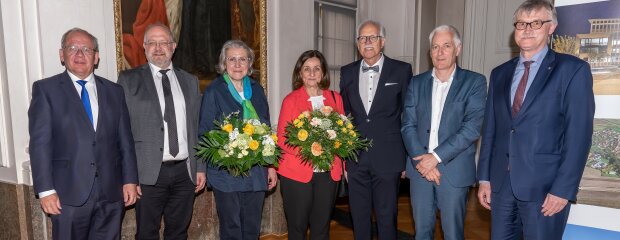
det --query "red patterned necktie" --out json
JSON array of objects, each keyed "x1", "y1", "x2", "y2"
[{"x1": 512, "y1": 61, "x2": 533, "y2": 118}]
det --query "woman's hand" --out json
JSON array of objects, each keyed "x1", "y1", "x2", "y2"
[{"x1": 267, "y1": 167, "x2": 278, "y2": 190}]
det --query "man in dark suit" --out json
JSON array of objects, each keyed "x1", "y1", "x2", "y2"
[
  {"x1": 118, "y1": 23, "x2": 206, "y2": 239},
  {"x1": 477, "y1": 1, "x2": 595, "y2": 239},
  {"x1": 339, "y1": 20, "x2": 413, "y2": 239},
  {"x1": 401, "y1": 25, "x2": 487, "y2": 240},
  {"x1": 29, "y1": 28, "x2": 138, "y2": 240}
]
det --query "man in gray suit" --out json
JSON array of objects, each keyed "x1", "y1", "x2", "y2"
[
  {"x1": 401, "y1": 25, "x2": 487, "y2": 240},
  {"x1": 118, "y1": 23, "x2": 206, "y2": 239}
]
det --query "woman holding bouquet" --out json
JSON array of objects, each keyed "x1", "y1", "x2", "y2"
[
  {"x1": 276, "y1": 50, "x2": 344, "y2": 239},
  {"x1": 198, "y1": 40, "x2": 277, "y2": 239}
]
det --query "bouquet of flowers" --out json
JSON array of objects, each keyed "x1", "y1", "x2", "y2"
[
  {"x1": 284, "y1": 106, "x2": 372, "y2": 171},
  {"x1": 196, "y1": 112, "x2": 280, "y2": 176}
]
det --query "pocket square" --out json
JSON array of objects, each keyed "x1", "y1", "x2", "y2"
[{"x1": 385, "y1": 82, "x2": 398, "y2": 86}]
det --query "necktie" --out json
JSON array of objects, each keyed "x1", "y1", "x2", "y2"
[
  {"x1": 512, "y1": 61, "x2": 533, "y2": 118},
  {"x1": 76, "y1": 80, "x2": 93, "y2": 128},
  {"x1": 362, "y1": 65, "x2": 380, "y2": 72},
  {"x1": 160, "y1": 69, "x2": 179, "y2": 157}
]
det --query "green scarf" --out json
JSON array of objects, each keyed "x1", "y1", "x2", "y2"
[{"x1": 223, "y1": 73, "x2": 259, "y2": 120}]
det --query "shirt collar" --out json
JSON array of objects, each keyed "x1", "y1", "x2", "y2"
[
  {"x1": 361, "y1": 54, "x2": 384, "y2": 69},
  {"x1": 518, "y1": 45, "x2": 548, "y2": 67},
  {"x1": 67, "y1": 71, "x2": 94, "y2": 83},
  {"x1": 431, "y1": 65, "x2": 456, "y2": 84},
  {"x1": 148, "y1": 62, "x2": 174, "y2": 76}
]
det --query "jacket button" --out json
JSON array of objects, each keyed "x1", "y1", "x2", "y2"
[
  {"x1": 426, "y1": 129, "x2": 430, "y2": 133},
  {"x1": 92, "y1": 141, "x2": 96, "y2": 146},
  {"x1": 424, "y1": 146, "x2": 428, "y2": 150},
  {"x1": 90, "y1": 163, "x2": 95, "y2": 166},
  {"x1": 161, "y1": 127, "x2": 164, "y2": 131},
  {"x1": 506, "y1": 153, "x2": 509, "y2": 157},
  {"x1": 366, "y1": 118, "x2": 370, "y2": 123},
  {"x1": 511, "y1": 128, "x2": 515, "y2": 133},
  {"x1": 160, "y1": 148, "x2": 163, "y2": 152}
]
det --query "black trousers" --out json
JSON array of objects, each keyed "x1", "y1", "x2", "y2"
[
  {"x1": 135, "y1": 160, "x2": 195, "y2": 240},
  {"x1": 347, "y1": 164, "x2": 401, "y2": 240},
  {"x1": 213, "y1": 188, "x2": 265, "y2": 240},
  {"x1": 280, "y1": 173, "x2": 338, "y2": 240},
  {"x1": 51, "y1": 177, "x2": 124, "y2": 240}
]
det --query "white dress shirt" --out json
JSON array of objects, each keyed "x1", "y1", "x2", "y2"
[
  {"x1": 428, "y1": 68, "x2": 456, "y2": 163},
  {"x1": 149, "y1": 63, "x2": 189, "y2": 161},
  {"x1": 39, "y1": 71, "x2": 100, "y2": 198},
  {"x1": 358, "y1": 55, "x2": 385, "y2": 114}
]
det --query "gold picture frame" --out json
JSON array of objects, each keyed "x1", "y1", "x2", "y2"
[{"x1": 113, "y1": 0, "x2": 268, "y2": 92}]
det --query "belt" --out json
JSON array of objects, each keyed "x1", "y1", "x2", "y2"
[{"x1": 162, "y1": 159, "x2": 187, "y2": 166}]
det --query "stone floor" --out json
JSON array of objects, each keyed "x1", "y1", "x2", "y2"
[{"x1": 260, "y1": 187, "x2": 492, "y2": 240}]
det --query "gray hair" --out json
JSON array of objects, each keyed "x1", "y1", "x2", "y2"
[
  {"x1": 61, "y1": 28, "x2": 99, "y2": 52},
  {"x1": 216, "y1": 40, "x2": 255, "y2": 75},
  {"x1": 513, "y1": 0, "x2": 557, "y2": 24},
  {"x1": 143, "y1": 23, "x2": 175, "y2": 43},
  {"x1": 429, "y1": 25, "x2": 462, "y2": 47},
  {"x1": 356, "y1": 20, "x2": 386, "y2": 39}
]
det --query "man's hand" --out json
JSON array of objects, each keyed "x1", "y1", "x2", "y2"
[
  {"x1": 267, "y1": 168, "x2": 278, "y2": 190},
  {"x1": 195, "y1": 172, "x2": 206, "y2": 193},
  {"x1": 40, "y1": 193, "x2": 62, "y2": 215},
  {"x1": 424, "y1": 168, "x2": 441, "y2": 185},
  {"x1": 542, "y1": 193, "x2": 568, "y2": 217},
  {"x1": 123, "y1": 183, "x2": 138, "y2": 207},
  {"x1": 136, "y1": 185, "x2": 142, "y2": 199},
  {"x1": 401, "y1": 171, "x2": 407, "y2": 179},
  {"x1": 413, "y1": 154, "x2": 439, "y2": 177},
  {"x1": 477, "y1": 182, "x2": 492, "y2": 210}
]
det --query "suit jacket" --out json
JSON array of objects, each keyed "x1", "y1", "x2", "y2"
[
  {"x1": 401, "y1": 67, "x2": 487, "y2": 187},
  {"x1": 29, "y1": 71, "x2": 138, "y2": 206},
  {"x1": 276, "y1": 88, "x2": 344, "y2": 183},
  {"x1": 477, "y1": 50, "x2": 595, "y2": 202},
  {"x1": 118, "y1": 64, "x2": 205, "y2": 186},
  {"x1": 339, "y1": 56, "x2": 413, "y2": 173},
  {"x1": 198, "y1": 76, "x2": 271, "y2": 192}
]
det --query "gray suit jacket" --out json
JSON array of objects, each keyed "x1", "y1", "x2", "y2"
[
  {"x1": 401, "y1": 67, "x2": 487, "y2": 187},
  {"x1": 118, "y1": 64, "x2": 205, "y2": 185}
]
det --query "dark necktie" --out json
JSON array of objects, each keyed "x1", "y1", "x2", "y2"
[
  {"x1": 362, "y1": 65, "x2": 379, "y2": 72},
  {"x1": 512, "y1": 61, "x2": 533, "y2": 118},
  {"x1": 160, "y1": 69, "x2": 179, "y2": 157},
  {"x1": 76, "y1": 80, "x2": 94, "y2": 128}
]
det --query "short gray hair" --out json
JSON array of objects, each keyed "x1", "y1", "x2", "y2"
[
  {"x1": 216, "y1": 40, "x2": 255, "y2": 75},
  {"x1": 143, "y1": 23, "x2": 175, "y2": 43},
  {"x1": 513, "y1": 0, "x2": 557, "y2": 24},
  {"x1": 61, "y1": 28, "x2": 99, "y2": 52},
  {"x1": 429, "y1": 25, "x2": 462, "y2": 47},
  {"x1": 356, "y1": 20, "x2": 386, "y2": 39}
]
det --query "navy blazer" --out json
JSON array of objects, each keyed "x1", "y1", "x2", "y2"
[
  {"x1": 29, "y1": 71, "x2": 138, "y2": 206},
  {"x1": 339, "y1": 56, "x2": 413, "y2": 173},
  {"x1": 477, "y1": 50, "x2": 595, "y2": 202},
  {"x1": 401, "y1": 67, "x2": 487, "y2": 187},
  {"x1": 198, "y1": 76, "x2": 271, "y2": 192}
]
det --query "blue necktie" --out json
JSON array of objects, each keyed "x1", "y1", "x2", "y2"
[{"x1": 76, "y1": 80, "x2": 94, "y2": 127}]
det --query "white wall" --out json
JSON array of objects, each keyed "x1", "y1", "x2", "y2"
[{"x1": 0, "y1": 0, "x2": 117, "y2": 184}]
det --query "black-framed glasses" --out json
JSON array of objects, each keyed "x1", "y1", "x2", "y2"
[
  {"x1": 513, "y1": 20, "x2": 552, "y2": 30},
  {"x1": 63, "y1": 45, "x2": 96, "y2": 55},
  {"x1": 144, "y1": 41, "x2": 174, "y2": 48},
  {"x1": 357, "y1": 35, "x2": 383, "y2": 43}
]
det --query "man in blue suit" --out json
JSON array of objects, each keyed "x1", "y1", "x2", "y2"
[
  {"x1": 29, "y1": 28, "x2": 138, "y2": 240},
  {"x1": 340, "y1": 20, "x2": 413, "y2": 240},
  {"x1": 402, "y1": 25, "x2": 487, "y2": 240},
  {"x1": 477, "y1": 1, "x2": 595, "y2": 239}
]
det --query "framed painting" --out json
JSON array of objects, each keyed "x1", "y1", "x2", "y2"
[
  {"x1": 553, "y1": 0, "x2": 620, "y2": 209},
  {"x1": 113, "y1": 0, "x2": 268, "y2": 91}
]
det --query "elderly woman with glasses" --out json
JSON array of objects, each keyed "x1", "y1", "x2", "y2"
[{"x1": 198, "y1": 40, "x2": 277, "y2": 239}]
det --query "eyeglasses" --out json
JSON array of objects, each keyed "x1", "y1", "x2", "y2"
[
  {"x1": 63, "y1": 45, "x2": 96, "y2": 55},
  {"x1": 357, "y1": 35, "x2": 383, "y2": 43},
  {"x1": 226, "y1": 57, "x2": 251, "y2": 65},
  {"x1": 513, "y1": 20, "x2": 552, "y2": 30},
  {"x1": 144, "y1": 41, "x2": 174, "y2": 48}
]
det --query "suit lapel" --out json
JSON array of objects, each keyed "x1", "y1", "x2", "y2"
[
  {"x1": 503, "y1": 58, "x2": 519, "y2": 116},
  {"x1": 94, "y1": 76, "x2": 106, "y2": 132},
  {"x1": 347, "y1": 61, "x2": 367, "y2": 118},
  {"x1": 368, "y1": 57, "x2": 392, "y2": 115},
  {"x1": 516, "y1": 51, "x2": 556, "y2": 120},
  {"x1": 444, "y1": 67, "x2": 463, "y2": 104},
  {"x1": 141, "y1": 66, "x2": 164, "y2": 121},
  {"x1": 59, "y1": 71, "x2": 94, "y2": 133},
  {"x1": 422, "y1": 73, "x2": 433, "y2": 117}
]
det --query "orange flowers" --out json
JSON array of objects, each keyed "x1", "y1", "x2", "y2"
[{"x1": 311, "y1": 142, "x2": 323, "y2": 156}]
